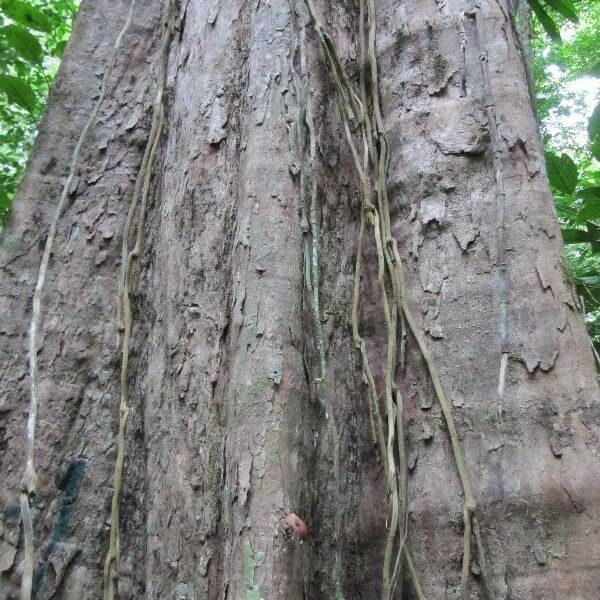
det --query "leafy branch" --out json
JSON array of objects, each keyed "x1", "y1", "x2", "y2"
[{"x1": 0, "y1": 0, "x2": 78, "y2": 220}]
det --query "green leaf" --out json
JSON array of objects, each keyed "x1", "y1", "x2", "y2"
[
  {"x1": 528, "y1": 0, "x2": 562, "y2": 42},
  {"x1": 578, "y1": 276, "x2": 600, "y2": 291},
  {"x1": 545, "y1": 151, "x2": 578, "y2": 194},
  {"x1": 561, "y1": 227, "x2": 598, "y2": 244},
  {"x1": 0, "y1": 24, "x2": 43, "y2": 64},
  {"x1": 52, "y1": 39, "x2": 68, "y2": 57},
  {"x1": 577, "y1": 187, "x2": 600, "y2": 202},
  {"x1": 588, "y1": 102, "x2": 600, "y2": 142},
  {"x1": 591, "y1": 134, "x2": 600, "y2": 162},
  {"x1": 576, "y1": 277, "x2": 600, "y2": 311},
  {"x1": 0, "y1": 74, "x2": 36, "y2": 112},
  {"x1": 578, "y1": 203, "x2": 600, "y2": 222},
  {"x1": 1, "y1": 0, "x2": 52, "y2": 33},
  {"x1": 586, "y1": 171, "x2": 600, "y2": 185},
  {"x1": 542, "y1": 0, "x2": 578, "y2": 22},
  {"x1": 590, "y1": 223, "x2": 600, "y2": 253}
]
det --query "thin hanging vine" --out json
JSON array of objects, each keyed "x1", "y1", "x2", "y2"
[
  {"x1": 304, "y1": 1, "x2": 491, "y2": 598},
  {"x1": 15, "y1": 0, "x2": 508, "y2": 597},
  {"x1": 103, "y1": 1, "x2": 175, "y2": 598},
  {"x1": 19, "y1": 3, "x2": 138, "y2": 598}
]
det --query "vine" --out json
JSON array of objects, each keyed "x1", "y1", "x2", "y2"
[
  {"x1": 304, "y1": 1, "x2": 490, "y2": 598},
  {"x1": 14, "y1": 1, "x2": 506, "y2": 598},
  {"x1": 19, "y1": 3, "x2": 138, "y2": 598},
  {"x1": 103, "y1": 1, "x2": 175, "y2": 599}
]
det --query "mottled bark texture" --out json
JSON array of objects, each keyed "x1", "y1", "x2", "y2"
[{"x1": 1, "y1": 0, "x2": 599, "y2": 598}]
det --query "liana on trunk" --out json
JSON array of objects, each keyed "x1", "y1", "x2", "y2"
[{"x1": 1, "y1": 0, "x2": 599, "y2": 599}]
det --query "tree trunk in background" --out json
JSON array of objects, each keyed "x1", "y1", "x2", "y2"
[{"x1": 1, "y1": 0, "x2": 599, "y2": 598}]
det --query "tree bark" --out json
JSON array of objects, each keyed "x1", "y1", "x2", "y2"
[{"x1": 1, "y1": 0, "x2": 599, "y2": 599}]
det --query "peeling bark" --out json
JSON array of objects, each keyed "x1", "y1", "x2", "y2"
[{"x1": 1, "y1": 0, "x2": 599, "y2": 599}]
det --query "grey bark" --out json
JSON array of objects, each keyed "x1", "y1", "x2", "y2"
[{"x1": 1, "y1": 0, "x2": 599, "y2": 599}]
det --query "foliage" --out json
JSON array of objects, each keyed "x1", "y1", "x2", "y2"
[
  {"x1": 0, "y1": 0, "x2": 78, "y2": 221},
  {"x1": 531, "y1": 0, "x2": 600, "y2": 350}
]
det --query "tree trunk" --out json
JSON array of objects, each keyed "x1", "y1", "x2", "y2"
[{"x1": 1, "y1": 0, "x2": 599, "y2": 599}]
